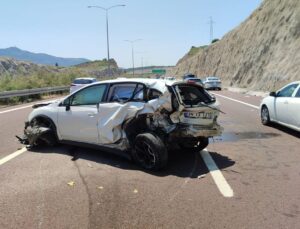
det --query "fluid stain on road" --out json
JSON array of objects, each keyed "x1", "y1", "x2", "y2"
[{"x1": 212, "y1": 131, "x2": 280, "y2": 143}]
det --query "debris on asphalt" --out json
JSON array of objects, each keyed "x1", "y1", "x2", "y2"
[
  {"x1": 87, "y1": 163, "x2": 93, "y2": 168},
  {"x1": 97, "y1": 186, "x2": 104, "y2": 190},
  {"x1": 133, "y1": 189, "x2": 138, "y2": 193},
  {"x1": 67, "y1": 181, "x2": 75, "y2": 186},
  {"x1": 197, "y1": 174, "x2": 206, "y2": 179}
]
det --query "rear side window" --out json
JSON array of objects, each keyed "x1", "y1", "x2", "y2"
[
  {"x1": 176, "y1": 85, "x2": 214, "y2": 105},
  {"x1": 148, "y1": 89, "x2": 162, "y2": 100},
  {"x1": 108, "y1": 83, "x2": 145, "y2": 102}
]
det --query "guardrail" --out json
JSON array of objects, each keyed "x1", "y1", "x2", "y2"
[{"x1": 0, "y1": 86, "x2": 69, "y2": 99}]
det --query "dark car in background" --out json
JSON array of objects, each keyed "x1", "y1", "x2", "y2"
[
  {"x1": 182, "y1": 73, "x2": 196, "y2": 80},
  {"x1": 183, "y1": 77, "x2": 204, "y2": 86}
]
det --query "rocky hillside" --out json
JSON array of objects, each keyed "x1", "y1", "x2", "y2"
[
  {"x1": 73, "y1": 59, "x2": 121, "y2": 76},
  {"x1": 172, "y1": 0, "x2": 300, "y2": 91},
  {"x1": 0, "y1": 57, "x2": 121, "y2": 91},
  {"x1": 0, "y1": 57, "x2": 57, "y2": 76},
  {"x1": 0, "y1": 57, "x2": 120, "y2": 78}
]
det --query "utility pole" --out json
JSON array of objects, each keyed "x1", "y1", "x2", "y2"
[
  {"x1": 141, "y1": 57, "x2": 144, "y2": 75},
  {"x1": 208, "y1": 16, "x2": 215, "y2": 43},
  {"x1": 124, "y1": 39, "x2": 142, "y2": 77},
  {"x1": 88, "y1": 5, "x2": 125, "y2": 76}
]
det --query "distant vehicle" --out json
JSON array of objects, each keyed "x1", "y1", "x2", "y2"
[
  {"x1": 70, "y1": 77, "x2": 97, "y2": 93},
  {"x1": 203, "y1": 76, "x2": 222, "y2": 90},
  {"x1": 165, "y1": 76, "x2": 176, "y2": 81},
  {"x1": 184, "y1": 77, "x2": 204, "y2": 86},
  {"x1": 182, "y1": 73, "x2": 196, "y2": 80},
  {"x1": 260, "y1": 81, "x2": 300, "y2": 132}
]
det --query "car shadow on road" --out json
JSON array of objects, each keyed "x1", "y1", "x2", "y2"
[
  {"x1": 29, "y1": 145, "x2": 235, "y2": 179},
  {"x1": 268, "y1": 123, "x2": 300, "y2": 138}
]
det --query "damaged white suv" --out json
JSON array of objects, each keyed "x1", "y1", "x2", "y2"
[{"x1": 19, "y1": 78, "x2": 223, "y2": 170}]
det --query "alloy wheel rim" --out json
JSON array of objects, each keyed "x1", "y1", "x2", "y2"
[{"x1": 135, "y1": 141, "x2": 156, "y2": 168}]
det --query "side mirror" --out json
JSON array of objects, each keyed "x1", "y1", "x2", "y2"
[
  {"x1": 66, "y1": 104, "x2": 70, "y2": 111},
  {"x1": 269, "y1": 91, "x2": 276, "y2": 97}
]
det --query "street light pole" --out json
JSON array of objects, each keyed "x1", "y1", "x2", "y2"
[
  {"x1": 105, "y1": 10, "x2": 110, "y2": 73},
  {"x1": 124, "y1": 39, "x2": 142, "y2": 77},
  {"x1": 88, "y1": 5, "x2": 125, "y2": 76}
]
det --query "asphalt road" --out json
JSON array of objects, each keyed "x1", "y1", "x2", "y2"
[{"x1": 0, "y1": 91, "x2": 299, "y2": 229}]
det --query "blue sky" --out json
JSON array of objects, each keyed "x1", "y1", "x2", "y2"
[{"x1": 0, "y1": 0, "x2": 262, "y2": 68}]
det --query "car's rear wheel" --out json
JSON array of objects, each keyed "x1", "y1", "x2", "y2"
[
  {"x1": 179, "y1": 137, "x2": 209, "y2": 152},
  {"x1": 261, "y1": 106, "x2": 271, "y2": 125},
  {"x1": 132, "y1": 133, "x2": 168, "y2": 171}
]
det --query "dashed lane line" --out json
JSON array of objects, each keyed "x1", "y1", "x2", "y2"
[
  {"x1": 200, "y1": 149, "x2": 234, "y2": 198},
  {"x1": 0, "y1": 97, "x2": 64, "y2": 115},
  {"x1": 212, "y1": 93, "x2": 260, "y2": 110},
  {"x1": 0, "y1": 148, "x2": 27, "y2": 166},
  {"x1": 0, "y1": 105, "x2": 34, "y2": 114}
]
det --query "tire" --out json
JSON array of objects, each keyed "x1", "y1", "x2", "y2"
[
  {"x1": 30, "y1": 118, "x2": 58, "y2": 147},
  {"x1": 179, "y1": 137, "x2": 209, "y2": 152},
  {"x1": 132, "y1": 133, "x2": 168, "y2": 171},
  {"x1": 261, "y1": 106, "x2": 271, "y2": 125}
]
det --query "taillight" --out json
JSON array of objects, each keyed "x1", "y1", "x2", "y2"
[{"x1": 187, "y1": 80, "x2": 195, "y2": 84}]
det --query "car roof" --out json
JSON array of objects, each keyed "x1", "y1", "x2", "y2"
[
  {"x1": 185, "y1": 77, "x2": 201, "y2": 80},
  {"x1": 95, "y1": 78, "x2": 180, "y2": 93},
  {"x1": 74, "y1": 77, "x2": 96, "y2": 80}
]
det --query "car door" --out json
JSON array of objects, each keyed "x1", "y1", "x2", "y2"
[
  {"x1": 57, "y1": 84, "x2": 108, "y2": 144},
  {"x1": 288, "y1": 85, "x2": 300, "y2": 128},
  {"x1": 275, "y1": 83, "x2": 299, "y2": 124},
  {"x1": 97, "y1": 82, "x2": 146, "y2": 144}
]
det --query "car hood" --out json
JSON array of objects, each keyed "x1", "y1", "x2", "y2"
[{"x1": 32, "y1": 99, "x2": 63, "y2": 109}]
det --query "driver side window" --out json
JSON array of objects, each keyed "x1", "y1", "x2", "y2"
[
  {"x1": 277, "y1": 84, "x2": 299, "y2": 97},
  {"x1": 67, "y1": 84, "x2": 107, "y2": 106}
]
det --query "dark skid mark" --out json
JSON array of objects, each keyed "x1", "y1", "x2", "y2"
[{"x1": 212, "y1": 131, "x2": 281, "y2": 143}]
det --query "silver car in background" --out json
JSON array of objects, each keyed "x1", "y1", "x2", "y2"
[
  {"x1": 203, "y1": 76, "x2": 222, "y2": 90},
  {"x1": 70, "y1": 77, "x2": 97, "y2": 93},
  {"x1": 260, "y1": 81, "x2": 300, "y2": 132}
]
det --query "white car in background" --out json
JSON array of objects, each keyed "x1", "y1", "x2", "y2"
[
  {"x1": 260, "y1": 81, "x2": 300, "y2": 132},
  {"x1": 203, "y1": 76, "x2": 222, "y2": 90},
  {"x1": 70, "y1": 77, "x2": 97, "y2": 93}
]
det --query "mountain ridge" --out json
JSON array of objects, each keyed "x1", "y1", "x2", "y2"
[{"x1": 0, "y1": 47, "x2": 90, "y2": 67}]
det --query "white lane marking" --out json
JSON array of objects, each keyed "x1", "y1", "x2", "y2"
[
  {"x1": 0, "y1": 104, "x2": 33, "y2": 114},
  {"x1": 0, "y1": 97, "x2": 64, "y2": 115},
  {"x1": 200, "y1": 149, "x2": 234, "y2": 198},
  {"x1": 0, "y1": 148, "x2": 27, "y2": 166},
  {"x1": 212, "y1": 93, "x2": 259, "y2": 110}
]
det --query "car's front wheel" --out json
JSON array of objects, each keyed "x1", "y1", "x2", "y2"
[
  {"x1": 132, "y1": 133, "x2": 168, "y2": 171},
  {"x1": 261, "y1": 106, "x2": 271, "y2": 125}
]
